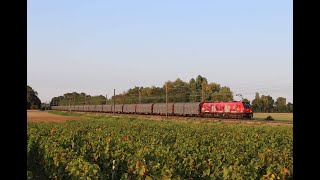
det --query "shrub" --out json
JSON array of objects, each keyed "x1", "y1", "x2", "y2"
[{"x1": 265, "y1": 116, "x2": 274, "y2": 121}]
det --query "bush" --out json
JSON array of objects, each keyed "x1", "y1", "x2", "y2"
[{"x1": 265, "y1": 116, "x2": 274, "y2": 121}]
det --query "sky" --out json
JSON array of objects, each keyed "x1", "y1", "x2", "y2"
[{"x1": 27, "y1": 0, "x2": 293, "y2": 103}]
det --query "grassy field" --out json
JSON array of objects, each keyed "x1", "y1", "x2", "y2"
[{"x1": 253, "y1": 113, "x2": 293, "y2": 121}]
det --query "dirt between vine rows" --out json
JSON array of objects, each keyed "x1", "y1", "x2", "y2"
[{"x1": 27, "y1": 110, "x2": 82, "y2": 122}]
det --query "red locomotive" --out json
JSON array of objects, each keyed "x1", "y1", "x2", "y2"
[{"x1": 201, "y1": 102, "x2": 253, "y2": 119}]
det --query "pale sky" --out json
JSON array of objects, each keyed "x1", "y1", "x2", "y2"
[{"x1": 27, "y1": 0, "x2": 293, "y2": 103}]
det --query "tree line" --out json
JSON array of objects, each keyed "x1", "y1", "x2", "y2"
[
  {"x1": 49, "y1": 75, "x2": 293, "y2": 113},
  {"x1": 111, "y1": 75, "x2": 233, "y2": 104},
  {"x1": 50, "y1": 75, "x2": 233, "y2": 106},
  {"x1": 250, "y1": 93, "x2": 293, "y2": 113},
  {"x1": 50, "y1": 92, "x2": 107, "y2": 106}
]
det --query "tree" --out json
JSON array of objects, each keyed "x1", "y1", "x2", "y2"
[
  {"x1": 122, "y1": 86, "x2": 141, "y2": 104},
  {"x1": 163, "y1": 78, "x2": 189, "y2": 103},
  {"x1": 195, "y1": 75, "x2": 207, "y2": 91},
  {"x1": 188, "y1": 78, "x2": 199, "y2": 102},
  {"x1": 199, "y1": 82, "x2": 221, "y2": 102},
  {"x1": 91, "y1": 95, "x2": 107, "y2": 105},
  {"x1": 274, "y1": 97, "x2": 288, "y2": 112},
  {"x1": 172, "y1": 78, "x2": 190, "y2": 102},
  {"x1": 242, "y1": 98, "x2": 250, "y2": 104},
  {"x1": 148, "y1": 86, "x2": 165, "y2": 103},
  {"x1": 287, "y1": 102, "x2": 293, "y2": 112},
  {"x1": 261, "y1": 95, "x2": 274, "y2": 113},
  {"x1": 252, "y1": 93, "x2": 263, "y2": 112},
  {"x1": 27, "y1": 85, "x2": 41, "y2": 109},
  {"x1": 195, "y1": 75, "x2": 208, "y2": 102},
  {"x1": 211, "y1": 86, "x2": 233, "y2": 102},
  {"x1": 141, "y1": 87, "x2": 153, "y2": 103}
]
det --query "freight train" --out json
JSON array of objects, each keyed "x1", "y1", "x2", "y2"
[{"x1": 51, "y1": 101, "x2": 253, "y2": 119}]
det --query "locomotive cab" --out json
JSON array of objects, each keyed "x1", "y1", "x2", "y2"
[{"x1": 242, "y1": 102, "x2": 253, "y2": 118}]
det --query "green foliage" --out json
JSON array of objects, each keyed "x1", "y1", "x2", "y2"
[
  {"x1": 261, "y1": 95, "x2": 274, "y2": 113},
  {"x1": 188, "y1": 75, "x2": 223, "y2": 102},
  {"x1": 252, "y1": 93, "x2": 292, "y2": 113},
  {"x1": 28, "y1": 115, "x2": 292, "y2": 179},
  {"x1": 287, "y1": 102, "x2": 293, "y2": 113},
  {"x1": 242, "y1": 98, "x2": 250, "y2": 104},
  {"x1": 211, "y1": 86, "x2": 233, "y2": 102},
  {"x1": 164, "y1": 78, "x2": 190, "y2": 103},
  {"x1": 27, "y1": 85, "x2": 41, "y2": 109},
  {"x1": 274, "y1": 97, "x2": 288, "y2": 113},
  {"x1": 265, "y1": 116, "x2": 274, "y2": 121},
  {"x1": 50, "y1": 92, "x2": 107, "y2": 106},
  {"x1": 188, "y1": 78, "x2": 198, "y2": 102},
  {"x1": 252, "y1": 93, "x2": 263, "y2": 112},
  {"x1": 50, "y1": 75, "x2": 233, "y2": 105}
]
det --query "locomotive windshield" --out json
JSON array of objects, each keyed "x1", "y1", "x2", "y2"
[{"x1": 243, "y1": 103, "x2": 251, "y2": 108}]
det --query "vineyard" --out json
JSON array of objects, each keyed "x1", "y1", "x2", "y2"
[{"x1": 27, "y1": 114, "x2": 292, "y2": 179}]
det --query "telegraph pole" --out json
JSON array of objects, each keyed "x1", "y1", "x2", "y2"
[
  {"x1": 113, "y1": 89, "x2": 115, "y2": 115},
  {"x1": 68, "y1": 96, "x2": 71, "y2": 112},
  {"x1": 201, "y1": 89, "x2": 204, "y2": 102},
  {"x1": 201, "y1": 84, "x2": 204, "y2": 102},
  {"x1": 166, "y1": 83, "x2": 168, "y2": 118},
  {"x1": 139, "y1": 90, "x2": 141, "y2": 104},
  {"x1": 106, "y1": 94, "x2": 108, "y2": 105}
]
